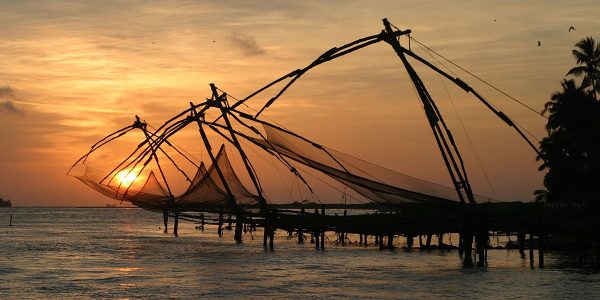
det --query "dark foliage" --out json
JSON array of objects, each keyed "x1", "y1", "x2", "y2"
[{"x1": 538, "y1": 79, "x2": 600, "y2": 207}]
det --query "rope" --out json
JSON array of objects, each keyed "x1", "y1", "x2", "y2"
[
  {"x1": 410, "y1": 37, "x2": 542, "y2": 144},
  {"x1": 216, "y1": 87, "x2": 293, "y2": 132},
  {"x1": 409, "y1": 36, "x2": 547, "y2": 120},
  {"x1": 415, "y1": 41, "x2": 501, "y2": 201}
]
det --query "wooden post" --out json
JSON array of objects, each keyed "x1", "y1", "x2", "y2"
[
  {"x1": 173, "y1": 210, "x2": 179, "y2": 237},
  {"x1": 517, "y1": 232, "x2": 525, "y2": 257},
  {"x1": 529, "y1": 233, "x2": 535, "y2": 268},
  {"x1": 234, "y1": 210, "x2": 243, "y2": 242},
  {"x1": 407, "y1": 235, "x2": 414, "y2": 249},
  {"x1": 163, "y1": 210, "x2": 168, "y2": 233},
  {"x1": 375, "y1": 235, "x2": 379, "y2": 245},
  {"x1": 9, "y1": 214, "x2": 12, "y2": 227},
  {"x1": 476, "y1": 229, "x2": 488, "y2": 267},
  {"x1": 438, "y1": 233, "x2": 444, "y2": 250},
  {"x1": 320, "y1": 205, "x2": 325, "y2": 250},
  {"x1": 298, "y1": 207, "x2": 305, "y2": 244},
  {"x1": 419, "y1": 235, "x2": 423, "y2": 248},
  {"x1": 387, "y1": 234, "x2": 394, "y2": 250},
  {"x1": 269, "y1": 228, "x2": 275, "y2": 250},
  {"x1": 263, "y1": 224, "x2": 269, "y2": 248},
  {"x1": 379, "y1": 234, "x2": 385, "y2": 250},
  {"x1": 263, "y1": 212, "x2": 270, "y2": 248},
  {"x1": 314, "y1": 209, "x2": 320, "y2": 250},
  {"x1": 426, "y1": 234, "x2": 432, "y2": 249},
  {"x1": 458, "y1": 233, "x2": 464, "y2": 257},
  {"x1": 200, "y1": 213, "x2": 205, "y2": 231},
  {"x1": 341, "y1": 209, "x2": 347, "y2": 245},
  {"x1": 462, "y1": 231, "x2": 474, "y2": 267},
  {"x1": 538, "y1": 233, "x2": 544, "y2": 268},
  {"x1": 359, "y1": 234, "x2": 363, "y2": 245},
  {"x1": 218, "y1": 211, "x2": 223, "y2": 237}
]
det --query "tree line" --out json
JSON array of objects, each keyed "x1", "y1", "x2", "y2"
[{"x1": 536, "y1": 37, "x2": 600, "y2": 208}]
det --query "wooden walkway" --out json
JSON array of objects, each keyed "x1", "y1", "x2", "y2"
[{"x1": 173, "y1": 202, "x2": 600, "y2": 267}]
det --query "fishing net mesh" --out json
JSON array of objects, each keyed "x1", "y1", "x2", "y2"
[
  {"x1": 73, "y1": 145, "x2": 258, "y2": 211},
  {"x1": 260, "y1": 123, "x2": 492, "y2": 204}
]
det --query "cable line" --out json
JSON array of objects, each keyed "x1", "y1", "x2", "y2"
[{"x1": 409, "y1": 36, "x2": 547, "y2": 120}]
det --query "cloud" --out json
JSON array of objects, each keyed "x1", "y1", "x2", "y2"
[
  {"x1": 0, "y1": 85, "x2": 17, "y2": 99},
  {"x1": 0, "y1": 100, "x2": 25, "y2": 116},
  {"x1": 0, "y1": 85, "x2": 25, "y2": 115},
  {"x1": 229, "y1": 32, "x2": 266, "y2": 56}
]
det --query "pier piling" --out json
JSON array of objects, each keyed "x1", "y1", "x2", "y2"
[
  {"x1": 529, "y1": 233, "x2": 535, "y2": 268},
  {"x1": 163, "y1": 210, "x2": 168, "y2": 233},
  {"x1": 539, "y1": 233, "x2": 544, "y2": 268},
  {"x1": 173, "y1": 210, "x2": 179, "y2": 237},
  {"x1": 218, "y1": 212, "x2": 223, "y2": 237}
]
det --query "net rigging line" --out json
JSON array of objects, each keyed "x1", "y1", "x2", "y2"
[
  {"x1": 233, "y1": 104, "x2": 476, "y2": 204},
  {"x1": 210, "y1": 90, "x2": 316, "y2": 193},
  {"x1": 407, "y1": 36, "x2": 543, "y2": 144},
  {"x1": 388, "y1": 20, "x2": 543, "y2": 147},
  {"x1": 407, "y1": 35, "x2": 547, "y2": 120},
  {"x1": 205, "y1": 116, "x2": 317, "y2": 200},
  {"x1": 147, "y1": 122, "x2": 200, "y2": 168},
  {"x1": 414, "y1": 41, "x2": 501, "y2": 201},
  {"x1": 215, "y1": 86, "x2": 293, "y2": 133}
]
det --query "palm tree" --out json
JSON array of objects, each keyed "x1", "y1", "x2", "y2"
[
  {"x1": 539, "y1": 79, "x2": 600, "y2": 205},
  {"x1": 542, "y1": 79, "x2": 591, "y2": 136},
  {"x1": 566, "y1": 37, "x2": 600, "y2": 100}
]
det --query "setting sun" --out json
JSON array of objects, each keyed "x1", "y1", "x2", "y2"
[{"x1": 116, "y1": 169, "x2": 141, "y2": 187}]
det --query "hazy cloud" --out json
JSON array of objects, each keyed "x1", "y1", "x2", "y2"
[
  {"x1": 0, "y1": 85, "x2": 24, "y2": 115},
  {"x1": 0, "y1": 85, "x2": 17, "y2": 99},
  {"x1": 229, "y1": 32, "x2": 266, "y2": 56},
  {"x1": 0, "y1": 100, "x2": 25, "y2": 116}
]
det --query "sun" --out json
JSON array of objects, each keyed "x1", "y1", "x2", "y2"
[{"x1": 116, "y1": 169, "x2": 141, "y2": 187}]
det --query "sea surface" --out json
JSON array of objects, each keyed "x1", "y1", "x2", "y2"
[{"x1": 1, "y1": 208, "x2": 599, "y2": 299}]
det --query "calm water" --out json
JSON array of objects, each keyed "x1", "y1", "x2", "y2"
[{"x1": 1, "y1": 208, "x2": 599, "y2": 299}]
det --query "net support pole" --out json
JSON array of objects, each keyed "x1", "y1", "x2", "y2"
[
  {"x1": 191, "y1": 104, "x2": 241, "y2": 241},
  {"x1": 382, "y1": 20, "x2": 475, "y2": 206},
  {"x1": 210, "y1": 84, "x2": 268, "y2": 213},
  {"x1": 382, "y1": 18, "x2": 477, "y2": 266},
  {"x1": 209, "y1": 84, "x2": 270, "y2": 243}
]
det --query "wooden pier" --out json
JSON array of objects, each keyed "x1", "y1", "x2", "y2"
[{"x1": 171, "y1": 202, "x2": 600, "y2": 267}]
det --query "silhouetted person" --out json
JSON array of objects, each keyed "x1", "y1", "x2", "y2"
[{"x1": 537, "y1": 41, "x2": 541, "y2": 47}]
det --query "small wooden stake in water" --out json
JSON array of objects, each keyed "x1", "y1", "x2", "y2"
[{"x1": 9, "y1": 214, "x2": 12, "y2": 226}]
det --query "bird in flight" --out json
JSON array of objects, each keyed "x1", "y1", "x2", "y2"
[
  {"x1": 537, "y1": 41, "x2": 541, "y2": 47},
  {"x1": 569, "y1": 26, "x2": 576, "y2": 32}
]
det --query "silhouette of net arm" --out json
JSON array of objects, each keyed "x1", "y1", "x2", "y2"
[
  {"x1": 67, "y1": 125, "x2": 136, "y2": 175},
  {"x1": 229, "y1": 28, "x2": 412, "y2": 116}
]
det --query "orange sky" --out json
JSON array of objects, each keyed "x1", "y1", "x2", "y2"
[{"x1": 1, "y1": 0, "x2": 599, "y2": 206}]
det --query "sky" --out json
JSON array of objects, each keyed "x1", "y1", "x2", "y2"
[{"x1": 1, "y1": 0, "x2": 599, "y2": 206}]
